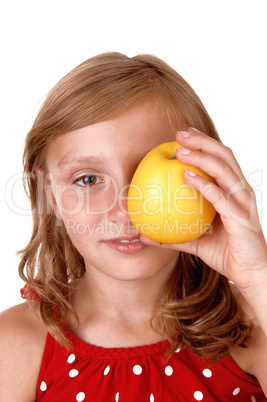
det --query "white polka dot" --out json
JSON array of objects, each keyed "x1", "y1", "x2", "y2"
[
  {"x1": 202, "y1": 368, "x2": 212, "y2": 378},
  {"x1": 115, "y1": 392, "x2": 119, "y2": 401},
  {"x1": 69, "y1": 369, "x2": 79, "y2": 378},
  {"x1": 251, "y1": 397, "x2": 256, "y2": 402},
  {"x1": 175, "y1": 347, "x2": 181, "y2": 353},
  {"x1": 133, "y1": 364, "x2": 142, "y2": 375},
  {"x1": 40, "y1": 381, "x2": 47, "y2": 391},
  {"x1": 194, "y1": 391, "x2": 204, "y2": 401},
  {"x1": 76, "y1": 392, "x2": 85, "y2": 402},
  {"x1": 233, "y1": 387, "x2": 240, "y2": 396},
  {"x1": 165, "y1": 365, "x2": 173, "y2": 376},
  {"x1": 150, "y1": 394, "x2": 155, "y2": 402},
  {"x1": 103, "y1": 365, "x2": 110, "y2": 375},
  {"x1": 67, "y1": 353, "x2": 76, "y2": 364}
]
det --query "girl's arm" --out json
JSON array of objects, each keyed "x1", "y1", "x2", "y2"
[{"x1": 177, "y1": 128, "x2": 267, "y2": 335}]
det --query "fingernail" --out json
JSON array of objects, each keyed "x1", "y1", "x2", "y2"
[
  {"x1": 186, "y1": 169, "x2": 196, "y2": 176},
  {"x1": 177, "y1": 131, "x2": 191, "y2": 138},
  {"x1": 178, "y1": 147, "x2": 191, "y2": 155},
  {"x1": 188, "y1": 127, "x2": 201, "y2": 133}
]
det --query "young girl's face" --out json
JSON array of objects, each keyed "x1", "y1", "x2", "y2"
[{"x1": 46, "y1": 100, "x2": 179, "y2": 282}]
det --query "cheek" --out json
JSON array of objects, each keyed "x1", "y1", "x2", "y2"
[
  {"x1": 55, "y1": 187, "x2": 117, "y2": 217},
  {"x1": 58, "y1": 191, "x2": 117, "y2": 242},
  {"x1": 62, "y1": 213, "x2": 101, "y2": 241}
]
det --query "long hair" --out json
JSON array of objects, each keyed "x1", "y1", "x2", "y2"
[{"x1": 19, "y1": 52, "x2": 250, "y2": 357}]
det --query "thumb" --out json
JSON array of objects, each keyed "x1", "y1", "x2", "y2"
[{"x1": 140, "y1": 234, "x2": 199, "y2": 256}]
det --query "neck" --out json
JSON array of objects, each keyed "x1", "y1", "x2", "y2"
[
  {"x1": 69, "y1": 258, "x2": 177, "y2": 347},
  {"x1": 73, "y1": 265, "x2": 173, "y2": 321}
]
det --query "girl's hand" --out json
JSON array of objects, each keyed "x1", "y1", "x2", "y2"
[{"x1": 141, "y1": 128, "x2": 267, "y2": 297}]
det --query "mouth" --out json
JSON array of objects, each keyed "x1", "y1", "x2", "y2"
[{"x1": 102, "y1": 236, "x2": 148, "y2": 254}]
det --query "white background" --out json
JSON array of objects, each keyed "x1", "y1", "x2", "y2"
[{"x1": 1, "y1": 0, "x2": 266, "y2": 311}]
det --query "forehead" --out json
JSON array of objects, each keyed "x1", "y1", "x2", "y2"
[{"x1": 46, "y1": 100, "x2": 176, "y2": 169}]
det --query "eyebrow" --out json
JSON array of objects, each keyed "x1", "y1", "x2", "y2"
[{"x1": 57, "y1": 155, "x2": 103, "y2": 168}]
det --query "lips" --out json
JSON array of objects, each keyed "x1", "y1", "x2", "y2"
[{"x1": 102, "y1": 236, "x2": 148, "y2": 254}]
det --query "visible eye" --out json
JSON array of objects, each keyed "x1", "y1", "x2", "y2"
[{"x1": 75, "y1": 175, "x2": 102, "y2": 187}]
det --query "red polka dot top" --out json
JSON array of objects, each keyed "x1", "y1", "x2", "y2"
[{"x1": 36, "y1": 328, "x2": 266, "y2": 401}]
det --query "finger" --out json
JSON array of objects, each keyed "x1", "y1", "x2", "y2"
[
  {"x1": 175, "y1": 129, "x2": 253, "y2": 210},
  {"x1": 176, "y1": 128, "x2": 244, "y2": 181},
  {"x1": 175, "y1": 145, "x2": 248, "y2": 195},
  {"x1": 183, "y1": 169, "x2": 261, "y2": 232},
  {"x1": 176, "y1": 145, "x2": 252, "y2": 211}
]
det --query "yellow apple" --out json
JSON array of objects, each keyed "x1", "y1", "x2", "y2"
[{"x1": 127, "y1": 141, "x2": 216, "y2": 244}]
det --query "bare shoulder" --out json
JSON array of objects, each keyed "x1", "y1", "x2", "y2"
[
  {"x1": 230, "y1": 285, "x2": 267, "y2": 397},
  {"x1": 0, "y1": 302, "x2": 47, "y2": 401}
]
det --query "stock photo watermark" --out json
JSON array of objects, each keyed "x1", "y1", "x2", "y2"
[
  {"x1": 5, "y1": 169, "x2": 264, "y2": 236},
  {"x1": 64, "y1": 217, "x2": 213, "y2": 239}
]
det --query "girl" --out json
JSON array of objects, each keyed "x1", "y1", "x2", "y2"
[{"x1": 0, "y1": 52, "x2": 266, "y2": 401}]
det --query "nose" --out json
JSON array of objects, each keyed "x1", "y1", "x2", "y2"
[{"x1": 107, "y1": 181, "x2": 132, "y2": 225}]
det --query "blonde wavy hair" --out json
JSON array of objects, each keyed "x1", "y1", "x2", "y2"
[{"x1": 19, "y1": 52, "x2": 250, "y2": 360}]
